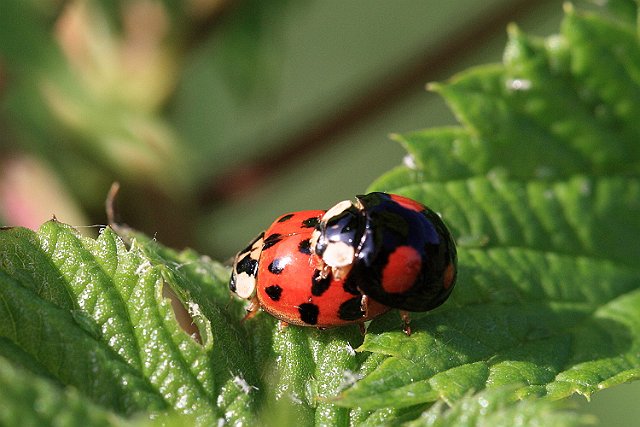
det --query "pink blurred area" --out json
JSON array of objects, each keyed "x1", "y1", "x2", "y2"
[{"x1": 0, "y1": 154, "x2": 88, "y2": 229}]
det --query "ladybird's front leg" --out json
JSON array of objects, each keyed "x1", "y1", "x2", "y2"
[
  {"x1": 357, "y1": 322, "x2": 366, "y2": 335},
  {"x1": 277, "y1": 320, "x2": 290, "y2": 331},
  {"x1": 241, "y1": 295, "x2": 261, "y2": 323},
  {"x1": 355, "y1": 295, "x2": 370, "y2": 335},
  {"x1": 318, "y1": 262, "x2": 332, "y2": 280},
  {"x1": 360, "y1": 294, "x2": 370, "y2": 317},
  {"x1": 400, "y1": 310, "x2": 412, "y2": 336}
]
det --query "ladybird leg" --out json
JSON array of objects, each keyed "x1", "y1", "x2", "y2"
[
  {"x1": 277, "y1": 320, "x2": 289, "y2": 331},
  {"x1": 331, "y1": 264, "x2": 353, "y2": 281},
  {"x1": 241, "y1": 296, "x2": 261, "y2": 323},
  {"x1": 360, "y1": 294, "x2": 370, "y2": 317},
  {"x1": 355, "y1": 296, "x2": 369, "y2": 335},
  {"x1": 400, "y1": 310, "x2": 412, "y2": 336},
  {"x1": 358, "y1": 322, "x2": 366, "y2": 335},
  {"x1": 318, "y1": 263, "x2": 332, "y2": 279}
]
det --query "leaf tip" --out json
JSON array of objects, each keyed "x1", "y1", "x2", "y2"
[
  {"x1": 388, "y1": 132, "x2": 403, "y2": 143},
  {"x1": 426, "y1": 81, "x2": 442, "y2": 93}
]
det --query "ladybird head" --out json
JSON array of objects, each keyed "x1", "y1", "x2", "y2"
[
  {"x1": 311, "y1": 199, "x2": 366, "y2": 278},
  {"x1": 229, "y1": 233, "x2": 264, "y2": 300}
]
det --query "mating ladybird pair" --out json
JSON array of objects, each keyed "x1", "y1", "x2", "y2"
[{"x1": 229, "y1": 192, "x2": 457, "y2": 332}]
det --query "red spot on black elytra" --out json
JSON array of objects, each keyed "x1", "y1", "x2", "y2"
[
  {"x1": 265, "y1": 285, "x2": 282, "y2": 301},
  {"x1": 381, "y1": 245, "x2": 422, "y2": 294},
  {"x1": 389, "y1": 193, "x2": 427, "y2": 212},
  {"x1": 277, "y1": 213, "x2": 294, "y2": 223},
  {"x1": 443, "y1": 263, "x2": 456, "y2": 289},
  {"x1": 301, "y1": 217, "x2": 319, "y2": 228},
  {"x1": 298, "y1": 303, "x2": 319, "y2": 325},
  {"x1": 263, "y1": 233, "x2": 283, "y2": 250}
]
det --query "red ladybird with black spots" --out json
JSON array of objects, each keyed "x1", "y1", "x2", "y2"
[
  {"x1": 229, "y1": 192, "x2": 457, "y2": 331},
  {"x1": 229, "y1": 210, "x2": 390, "y2": 327}
]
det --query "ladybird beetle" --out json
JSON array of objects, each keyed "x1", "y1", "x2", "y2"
[
  {"x1": 230, "y1": 193, "x2": 456, "y2": 333},
  {"x1": 229, "y1": 210, "x2": 390, "y2": 327}
]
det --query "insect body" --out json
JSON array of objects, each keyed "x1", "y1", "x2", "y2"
[
  {"x1": 230, "y1": 210, "x2": 389, "y2": 327},
  {"x1": 230, "y1": 193, "x2": 457, "y2": 331}
]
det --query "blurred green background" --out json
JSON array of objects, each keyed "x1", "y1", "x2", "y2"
[{"x1": 1, "y1": 0, "x2": 639, "y2": 424}]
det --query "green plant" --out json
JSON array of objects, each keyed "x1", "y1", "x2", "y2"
[{"x1": 1, "y1": 1, "x2": 639, "y2": 425}]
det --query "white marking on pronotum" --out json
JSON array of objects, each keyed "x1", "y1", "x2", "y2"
[
  {"x1": 232, "y1": 236, "x2": 263, "y2": 299},
  {"x1": 234, "y1": 273, "x2": 256, "y2": 299},
  {"x1": 309, "y1": 229, "x2": 321, "y2": 254},
  {"x1": 321, "y1": 199, "x2": 353, "y2": 222},
  {"x1": 322, "y1": 241, "x2": 355, "y2": 268}
]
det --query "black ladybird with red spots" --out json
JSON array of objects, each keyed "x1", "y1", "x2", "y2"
[
  {"x1": 229, "y1": 193, "x2": 456, "y2": 331},
  {"x1": 312, "y1": 193, "x2": 456, "y2": 315}
]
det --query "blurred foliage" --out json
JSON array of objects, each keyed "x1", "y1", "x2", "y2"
[{"x1": 0, "y1": 0, "x2": 290, "y2": 243}]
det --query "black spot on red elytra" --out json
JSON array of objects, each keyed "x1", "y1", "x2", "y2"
[
  {"x1": 338, "y1": 296, "x2": 365, "y2": 321},
  {"x1": 268, "y1": 258, "x2": 286, "y2": 274},
  {"x1": 301, "y1": 217, "x2": 319, "y2": 228},
  {"x1": 311, "y1": 270, "x2": 331, "y2": 296},
  {"x1": 277, "y1": 213, "x2": 294, "y2": 223},
  {"x1": 298, "y1": 303, "x2": 319, "y2": 325},
  {"x1": 298, "y1": 238, "x2": 311, "y2": 255},
  {"x1": 265, "y1": 285, "x2": 282, "y2": 301},
  {"x1": 263, "y1": 233, "x2": 282, "y2": 250}
]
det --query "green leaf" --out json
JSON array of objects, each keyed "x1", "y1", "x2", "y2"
[
  {"x1": 404, "y1": 386, "x2": 595, "y2": 427},
  {"x1": 352, "y1": 3, "x2": 640, "y2": 423},
  {"x1": 374, "y1": 6, "x2": 640, "y2": 190},
  {"x1": 0, "y1": 355, "x2": 132, "y2": 427},
  {"x1": 0, "y1": 221, "x2": 258, "y2": 424},
  {"x1": 337, "y1": 244, "x2": 640, "y2": 408}
]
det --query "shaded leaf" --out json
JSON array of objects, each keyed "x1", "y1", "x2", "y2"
[{"x1": 0, "y1": 356, "x2": 133, "y2": 427}]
